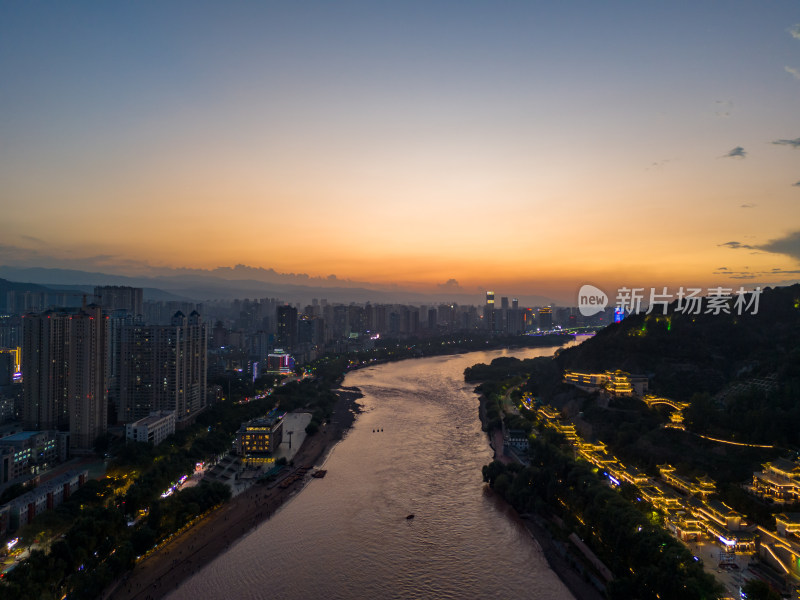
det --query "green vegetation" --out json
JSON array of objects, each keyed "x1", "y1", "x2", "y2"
[
  {"x1": 483, "y1": 439, "x2": 722, "y2": 599},
  {"x1": 553, "y1": 286, "x2": 800, "y2": 494},
  {"x1": 4, "y1": 332, "x2": 564, "y2": 598},
  {"x1": 208, "y1": 372, "x2": 277, "y2": 402},
  {"x1": 467, "y1": 285, "x2": 800, "y2": 598},
  {"x1": 557, "y1": 284, "x2": 800, "y2": 447},
  {"x1": 2, "y1": 375, "x2": 338, "y2": 599},
  {"x1": 466, "y1": 355, "x2": 570, "y2": 433},
  {"x1": 741, "y1": 579, "x2": 781, "y2": 600},
  {"x1": 2, "y1": 468, "x2": 232, "y2": 600}
]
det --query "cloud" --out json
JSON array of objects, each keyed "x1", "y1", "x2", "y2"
[
  {"x1": 721, "y1": 232, "x2": 800, "y2": 261},
  {"x1": 0, "y1": 243, "x2": 157, "y2": 274},
  {"x1": 0, "y1": 243, "x2": 42, "y2": 262},
  {"x1": 647, "y1": 159, "x2": 671, "y2": 170},
  {"x1": 786, "y1": 66, "x2": 800, "y2": 80},
  {"x1": 20, "y1": 235, "x2": 46, "y2": 245},
  {"x1": 724, "y1": 146, "x2": 747, "y2": 158},
  {"x1": 758, "y1": 231, "x2": 800, "y2": 262},
  {"x1": 740, "y1": 203, "x2": 756, "y2": 209},
  {"x1": 713, "y1": 265, "x2": 800, "y2": 280},
  {"x1": 772, "y1": 138, "x2": 800, "y2": 149},
  {"x1": 790, "y1": 24, "x2": 800, "y2": 40},
  {"x1": 719, "y1": 241, "x2": 756, "y2": 250},
  {"x1": 437, "y1": 278, "x2": 462, "y2": 291}
]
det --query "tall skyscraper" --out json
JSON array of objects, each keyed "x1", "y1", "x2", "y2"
[
  {"x1": 22, "y1": 305, "x2": 108, "y2": 453},
  {"x1": 499, "y1": 297, "x2": 510, "y2": 333},
  {"x1": 538, "y1": 306, "x2": 553, "y2": 330},
  {"x1": 484, "y1": 291, "x2": 496, "y2": 332},
  {"x1": 508, "y1": 298, "x2": 523, "y2": 334},
  {"x1": 276, "y1": 305, "x2": 298, "y2": 350}
]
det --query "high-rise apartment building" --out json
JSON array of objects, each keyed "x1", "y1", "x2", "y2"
[
  {"x1": 94, "y1": 286, "x2": 143, "y2": 316},
  {"x1": 23, "y1": 311, "x2": 71, "y2": 432},
  {"x1": 67, "y1": 305, "x2": 107, "y2": 452},
  {"x1": 165, "y1": 311, "x2": 207, "y2": 423},
  {"x1": 276, "y1": 305, "x2": 298, "y2": 350},
  {"x1": 22, "y1": 305, "x2": 107, "y2": 453},
  {"x1": 113, "y1": 311, "x2": 207, "y2": 424}
]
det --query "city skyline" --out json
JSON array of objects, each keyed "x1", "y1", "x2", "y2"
[{"x1": 1, "y1": 2, "x2": 799, "y2": 301}]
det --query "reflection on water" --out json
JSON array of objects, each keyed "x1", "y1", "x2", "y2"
[{"x1": 169, "y1": 344, "x2": 579, "y2": 600}]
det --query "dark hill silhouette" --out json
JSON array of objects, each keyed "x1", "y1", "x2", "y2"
[{"x1": 556, "y1": 284, "x2": 800, "y2": 402}]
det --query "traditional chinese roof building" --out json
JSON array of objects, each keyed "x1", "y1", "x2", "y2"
[{"x1": 751, "y1": 458, "x2": 800, "y2": 504}]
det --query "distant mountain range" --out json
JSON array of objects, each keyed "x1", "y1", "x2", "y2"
[{"x1": 0, "y1": 265, "x2": 555, "y2": 307}]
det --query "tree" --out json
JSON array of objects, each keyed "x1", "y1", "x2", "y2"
[{"x1": 742, "y1": 579, "x2": 781, "y2": 600}]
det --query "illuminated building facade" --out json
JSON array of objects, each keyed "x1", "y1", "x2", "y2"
[
  {"x1": 235, "y1": 414, "x2": 284, "y2": 460},
  {"x1": 0, "y1": 347, "x2": 21, "y2": 384},
  {"x1": 266, "y1": 349, "x2": 294, "y2": 374},
  {"x1": 605, "y1": 370, "x2": 633, "y2": 396},
  {"x1": 0, "y1": 430, "x2": 59, "y2": 481},
  {"x1": 775, "y1": 513, "x2": 800, "y2": 537},
  {"x1": 484, "y1": 291, "x2": 495, "y2": 332},
  {"x1": 659, "y1": 464, "x2": 716, "y2": 499},
  {"x1": 538, "y1": 403, "x2": 763, "y2": 554},
  {"x1": 751, "y1": 458, "x2": 800, "y2": 504},
  {"x1": 564, "y1": 371, "x2": 607, "y2": 390},
  {"x1": 564, "y1": 370, "x2": 645, "y2": 398}
]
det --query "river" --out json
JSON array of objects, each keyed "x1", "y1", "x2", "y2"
[{"x1": 168, "y1": 343, "x2": 579, "y2": 600}]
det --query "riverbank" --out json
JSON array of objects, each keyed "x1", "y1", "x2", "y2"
[
  {"x1": 477, "y1": 393, "x2": 602, "y2": 600},
  {"x1": 104, "y1": 387, "x2": 363, "y2": 600}
]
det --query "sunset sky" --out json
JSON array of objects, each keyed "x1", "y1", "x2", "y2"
[{"x1": 1, "y1": 2, "x2": 799, "y2": 302}]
